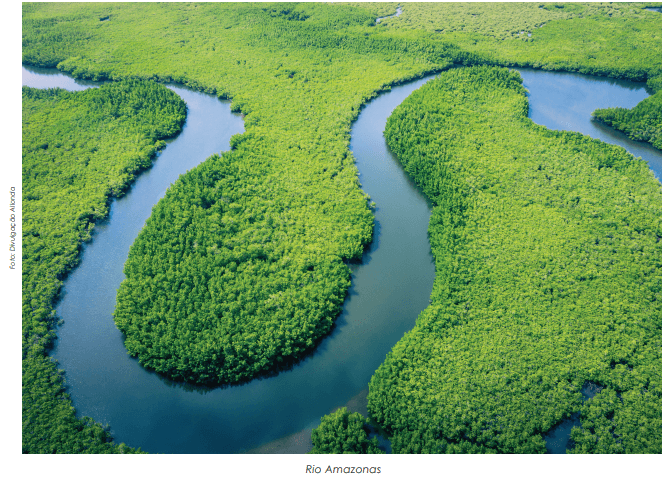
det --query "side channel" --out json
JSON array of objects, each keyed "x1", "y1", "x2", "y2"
[
  {"x1": 23, "y1": 65, "x2": 437, "y2": 454},
  {"x1": 516, "y1": 68, "x2": 661, "y2": 180},
  {"x1": 23, "y1": 64, "x2": 659, "y2": 454}
]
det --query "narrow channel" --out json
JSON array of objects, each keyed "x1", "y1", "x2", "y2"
[
  {"x1": 23, "y1": 65, "x2": 436, "y2": 454},
  {"x1": 23, "y1": 65, "x2": 660, "y2": 454},
  {"x1": 376, "y1": 6, "x2": 402, "y2": 23}
]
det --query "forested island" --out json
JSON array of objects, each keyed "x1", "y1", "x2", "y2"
[{"x1": 21, "y1": 2, "x2": 661, "y2": 454}]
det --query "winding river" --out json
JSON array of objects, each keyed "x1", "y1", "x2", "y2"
[
  {"x1": 376, "y1": 6, "x2": 402, "y2": 23},
  {"x1": 23, "y1": 64, "x2": 661, "y2": 454}
]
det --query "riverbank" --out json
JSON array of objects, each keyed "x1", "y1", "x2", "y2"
[
  {"x1": 21, "y1": 75, "x2": 187, "y2": 454},
  {"x1": 370, "y1": 65, "x2": 662, "y2": 453},
  {"x1": 24, "y1": 61, "x2": 661, "y2": 454},
  {"x1": 21, "y1": 2, "x2": 661, "y2": 454},
  {"x1": 24, "y1": 66, "x2": 437, "y2": 454}
]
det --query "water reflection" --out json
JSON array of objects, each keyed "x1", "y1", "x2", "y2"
[
  {"x1": 23, "y1": 64, "x2": 660, "y2": 454},
  {"x1": 516, "y1": 68, "x2": 661, "y2": 181},
  {"x1": 23, "y1": 66, "x2": 436, "y2": 454}
]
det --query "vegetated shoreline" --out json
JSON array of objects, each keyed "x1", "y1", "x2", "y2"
[
  {"x1": 20, "y1": 1, "x2": 662, "y2": 454},
  {"x1": 592, "y1": 115, "x2": 662, "y2": 153},
  {"x1": 99, "y1": 60, "x2": 451, "y2": 388},
  {"x1": 592, "y1": 92, "x2": 662, "y2": 152},
  {"x1": 375, "y1": 6, "x2": 402, "y2": 24},
  {"x1": 22, "y1": 79, "x2": 188, "y2": 454},
  {"x1": 245, "y1": 387, "x2": 371, "y2": 454},
  {"x1": 24, "y1": 63, "x2": 440, "y2": 454},
  {"x1": 21, "y1": 60, "x2": 443, "y2": 454},
  {"x1": 255, "y1": 67, "x2": 660, "y2": 454},
  {"x1": 23, "y1": 60, "x2": 659, "y2": 454},
  {"x1": 369, "y1": 65, "x2": 662, "y2": 454}
]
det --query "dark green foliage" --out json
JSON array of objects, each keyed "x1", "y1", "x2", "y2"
[
  {"x1": 22, "y1": 81, "x2": 185, "y2": 453},
  {"x1": 113, "y1": 150, "x2": 360, "y2": 384},
  {"x1": 370, "y1": 66, "x2": 662, "y2": 454},
  {"x1": 21, "y1": 2, "x2": 662, "y2": 453},
  {"x1": 593, "y1": 91, "x2": 662, "y2": 150},
  {"x1": 310, "y1": 407, "x2": 384, "y2": 454}
]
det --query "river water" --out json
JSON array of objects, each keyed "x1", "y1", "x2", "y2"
[
  {"x1": 23, "y1": 65, "x2": 661, "y2": 454},
  {"x1": 517, "y1": 68, "x2": 661, "y2": 180},
  {"x1": 376, "y1": 6, "x2": 402, "y2": 23}
]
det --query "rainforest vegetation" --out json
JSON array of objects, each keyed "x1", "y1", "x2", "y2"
[
  {"x1": 593, "y1": 91, "x2": 662, "y2": 151},
  {"x1": 22, "y1": 81, "x2": 185, "y2": 453},
  {"x1": 368, "y1": 66, "x2": 662, "y2": 453},
  {"x1": 355, "y1": 2, "x2": 662, "y2": 85},
  {"x1": 21, "y1": 2, "x2": 661, "y2": 453},
  {"x1": 309, "y1": 407, "x2": 384, "y2": 454}
]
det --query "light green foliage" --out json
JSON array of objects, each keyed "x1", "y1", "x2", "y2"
[
  {"x1": 377, "y1": 3, "x2": 662, "y2": 81},
  {"x1": 361, "y1": 2, "x2": 662, "y2": 146},
  {"x1": 342, "y1": 2, "x2": 400, "y2": 18},
  {"x1": 373, "y1": 3, "x2": 652, "y2": 39},
  {"x1": 23, "y1": 2, "x2": 470, "y2": 386},
  {"x1": 21, "y1": 2, "x2": 662, "y2": 453},
  {"x1": 310, "y1": 407, "x2": 384, "y2": 454},
  {"x1": 593, "y1": 91, "x2": 662, "y2": 150},
  {"x1": 22, "y1": 81, "x2": 185, "y2": 453},
  {"x1": 371, "y1": 1, "x2": 585, "y2": 38},
  {"x1": 647, "y1": 75, "x2": 662, "y2": 93},
  {"x1": 370, "y1": 66, "x2": 662, "y2": 453}
]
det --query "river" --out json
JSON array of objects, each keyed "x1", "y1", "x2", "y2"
[
  {"x1": 22, "y1": 64, "x2": 661, "y2": 454},
  {"x1": 376, "y1": 6, "x2": 402, "y2": 23}
]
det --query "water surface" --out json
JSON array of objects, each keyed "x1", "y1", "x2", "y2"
[
  {"x1": 376, "y1": 6, "x2": 402, "y2": 23},
  {"x1": 23, "y1": 65, "x2": 436, "y2": 453},
  {"x1": 517, "y1": 68, "x2": 661, "y2": 180},
  {"x1": 23, "y1": 64, "x2": 660, "y2": 454}
]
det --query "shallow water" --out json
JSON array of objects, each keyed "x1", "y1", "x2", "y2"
[
  {"x1": 545, "y1": 382, "x2": 604, "y2": 454},
  {"x1": 376, "y1": 6, "x2": 402, "y2": 23}
]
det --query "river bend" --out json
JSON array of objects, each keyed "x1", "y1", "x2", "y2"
[{"x1": 22, "y1": 65, "x2": 661, "y2": 454}]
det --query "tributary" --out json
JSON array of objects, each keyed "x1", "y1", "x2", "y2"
[
  {"x1": 376, "y1": 6, "x2": 402, "y2": 23},
  {"x1": 23, "y1": 64, "x2": 661, "y2": 454}
]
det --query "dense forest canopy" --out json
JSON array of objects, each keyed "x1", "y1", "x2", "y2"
[
  {"x1": 352, "y1": 1, "x2": 662, "y2": 89},
  {"x1": 309, "y1": 407, "x2": 384, "y2": 454},
  {"x1": 370, "y1": 66, "x2": 662, "y2": 453},
  {"x1": 22, "y1": 81, "x2": 185, "y2": 453},
  {"x1": 593, "y1": 91, "x2": 662, "y2": 150},
  {"x1": 21, "y1": 2, "x2": 662, "y2": 453}
]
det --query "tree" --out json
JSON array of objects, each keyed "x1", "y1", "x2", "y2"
[{"x1": 310, "y1": 407, "x2": 384, "y2": 454}]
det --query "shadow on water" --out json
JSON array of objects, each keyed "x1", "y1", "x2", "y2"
[
  {"x1": 24, "y1": 65, "x2": 436, "y2": 454},
  {"x1": 545, "y1": 382, "x2": 604, "y2": 454},
  {"x1": 23, "y1": 64, "x2": 104, "y2": 90},
  {"x1": 24, "y1": 64, "x2": 660, "y2": 454}
]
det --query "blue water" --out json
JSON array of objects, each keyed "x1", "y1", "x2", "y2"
[
  {"x1": 517, "y1": 68, "x2": 661, "y2": 180},
  {"x1": 23, "y1": 65, "x2": 436, "y2": 453},
  {"x1": 23, "y1": 64, "x2": 660, "y2": 454}
]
